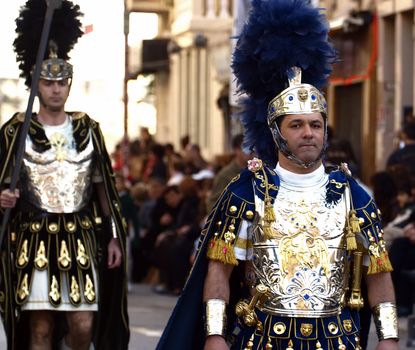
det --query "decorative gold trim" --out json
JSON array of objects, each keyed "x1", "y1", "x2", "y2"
[
  {"x1": 235, "y1": 237, "x2": 253, "y2": 250},
  {"x1": 34, "y1": 240, "x2": 48, "y2": 269},
  {"x1": 76, "y1": 239, "x2": 89, "y2": 266},
  {"x1": 70, "y1": 276, "x2": 81, "y2": 303},
  {"x1": 17, "y1": 239, "x2": 29, "y2": 266},
  {"x1": 58, "y1": 240, "x2": 71, "y2": 268},
  {"x1": 49, "y1": 275, "x2": 61, "y2": 303},
  {"x1": 300, "y1": 323, "x2": 313, "y2": 337},
  {"x1": 273, "y1": 322, "x2": 286, "y2": 335},
  {"x1": 84, "y1": 274, "x2": 96, "y2": 302},
  {"x1": 343, "y1": 319, "x2": 352, "y2": 332},
  {"x1": 17, "y1": 273, "x2": 29, "y2": 301}
]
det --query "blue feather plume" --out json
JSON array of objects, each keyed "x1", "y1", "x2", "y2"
[{"x1": 232, "y1": 0, "x2": 336, "y2": 166}]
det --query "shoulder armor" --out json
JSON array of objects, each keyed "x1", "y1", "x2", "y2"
[
  {"x1": 348, "y1": 177, "x2": 392, "y2": 274},
  {"x1": 71, "y1": 111, "x2": 87, "y2": 120}
]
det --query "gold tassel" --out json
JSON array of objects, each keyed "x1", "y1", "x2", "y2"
[
  {"x1": 263, "y1": 222, "x2": 275, "y2": 240},
  {"x1": 206, "y1": 239, "x2": 238, "y2": 266},
  {"x1": 368, "y1": 251, "x2": 393, "y2": 274},
  {"x1": 346, "y1": 227, "x2": 357, "y2": 251},
  {"x1": 264, "y1": 198, "x2": 276, "y2": 222},
  {"x1": 349, "y1": 210, "x2": 361, "y2": 233}
]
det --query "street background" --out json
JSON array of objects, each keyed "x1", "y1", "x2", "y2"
[{"x1": 0, "y1": 283, "x2": 411, "y2": 349}]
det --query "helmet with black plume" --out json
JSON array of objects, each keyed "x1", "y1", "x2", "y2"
[{"x1": 14, "y1": 0, "x2": 84, "y2": 88}]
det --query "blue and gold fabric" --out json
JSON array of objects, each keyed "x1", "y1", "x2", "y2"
[{"x1": 156, "y1": 159, "x2": 392, "y2": 350}]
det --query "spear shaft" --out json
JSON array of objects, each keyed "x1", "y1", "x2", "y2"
[{"x1": 0, "y1": 0, "x2": 62, "y2": 246}]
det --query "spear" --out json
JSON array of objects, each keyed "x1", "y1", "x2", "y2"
[{"x1": 0, "y1": 0, "x2": 63, "y2": 246}]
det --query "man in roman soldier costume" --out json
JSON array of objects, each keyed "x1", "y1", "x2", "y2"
[
  {"x1": 157, "y1": 0, "x2": 399, "y2": 349},
  {"x1": 0, "y1": 1, "x2": 129, "y2": 349}
]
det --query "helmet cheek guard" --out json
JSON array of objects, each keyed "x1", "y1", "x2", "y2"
[{"x1": 267, "y1": 67, "x2": 329, "y2": 168}]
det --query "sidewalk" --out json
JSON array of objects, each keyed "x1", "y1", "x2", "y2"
[{"x1": 0, "y1": 284, "x2": 411, "y2": 349}]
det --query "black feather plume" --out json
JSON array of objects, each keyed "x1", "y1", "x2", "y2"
[{"x1": 14, "y1": 0, "x2": 84, "y2": 87}]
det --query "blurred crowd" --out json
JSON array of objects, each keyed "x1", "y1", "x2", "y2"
[
  {"x1": 327, "y1": 119, "x2": 415, "y2": 319},
  {"x1": 112, "y1": 120, "x2": 415, "y2": 313},
  {"x1": 111, "y1": 128, "x2": 251, "y2": 295}
]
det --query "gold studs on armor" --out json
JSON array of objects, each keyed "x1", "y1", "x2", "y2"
[
  {"x1": 300, "y1": 323, "x2": 313, "y2": 337},
  {"x1": 286, "y1": 340, "x2": 294, "y2": 350},
  {"x1": 315, "y1": 340, "x2": 322, "y2": 349},
  {"x1": 17, "y1": 273, "x2": 29, "y2": 301},
  {"x1": 17, "y1": 240, "x2": 29, "y2": 266},
  {"x1": 66, "y1": 221, "x2": 76, "y2": 233},
  {"x1": 265, "y1": 337, "x2": 273, "y2": 350},
  {"x1": 49, "y1": 275, "x2": 61, "y2": 303},
  {"x1": 229, "y1": 205, "x2": 237, "y2": 214},
  {"x1": 343, "y1": 319, "x2": 352, "y2": 332},
  {"x1": 338, "y1": 337, "x2": 346, "y2": 350},
  {"x1": 58, "y1": 240, "x2": 71, "y2": 268},
  {"x1": 84, "y1": 274, "x2": 96, "y2": 302},
  {"x1": 70, "y1": 276, "x2": 81, "y2": 303},
  {"x1": 273, "y1": 322, "x2": 286, "y2": 335},
  {"x1": 30, "y1": 221, "x2": 41, "y2": 232},
  {"x1": 246, "y1": 210, "x2": 254, "y2": 219},
  {"x1": 34, "y1": 241, "x2": 48, "y2": 269},
  {"x1": 48, "y1": 222, "x2": 59, "y2": 233},
  {"x1": 328, "y1": 322, "x2": 339, "y2": 335},
  {"x1": 244, "y1": 334, "x2": 254, "y2": 350},
  {"x1": 76, "y1": 239, "x2": 89, "y2": 266}
]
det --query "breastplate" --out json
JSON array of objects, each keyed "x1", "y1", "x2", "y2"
[
  {"x1": 252, "y1": 183, "x2": 349, "y2": 317},
  {"x1": 21, "y1": 133, "x2": 95, "y2": 213}
]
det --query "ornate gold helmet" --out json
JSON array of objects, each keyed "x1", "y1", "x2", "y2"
[
  {"x1": 39, "y1": 41, "x2": 73, "y2": 81},
  {"x1": 231, "y1": 0, "x2": 336, "y2": 168},
  {"x1": 267, "y1": 67, "x2": 327, "y2": 125},
  {"x1": 14, "y1": 0, "x2": 83, "y2": 88}
]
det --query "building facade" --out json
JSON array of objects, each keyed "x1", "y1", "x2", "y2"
[{"x1": 127, "y1": 0, "x2": 415, "y2": 182}]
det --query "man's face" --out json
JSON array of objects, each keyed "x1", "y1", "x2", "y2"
[
  {"x1": 279, "y1": 112, "x2": 325, "y2": 165},
  {"x1": 38, "y1": 78, "x2": 70, "y2": 112}
]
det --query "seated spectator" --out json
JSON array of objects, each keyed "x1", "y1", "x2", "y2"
[{"x1": 153, "y1": 177, "x2": 202, "y2": 295}]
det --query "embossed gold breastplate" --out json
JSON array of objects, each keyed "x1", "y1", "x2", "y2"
[
  {"x1": 252, "y1": 183, "x2": 349, "y2": 317},
  {"x1": 21, "y1": 132, "x2": 95, "y2": 213}
]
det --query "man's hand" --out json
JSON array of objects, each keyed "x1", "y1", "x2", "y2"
[
  {"x1": 375, "y1": 339, "x2": 399, "y2": 350},
  {"x1": 0, "y1": 189, "x2": 20, "y2": 208},
  {"x1": 107, "y1": 237, "x2": 122, "y2": 269},
  {"x1": 204, "y1": 335, "x2": 229, "y2": 350}
]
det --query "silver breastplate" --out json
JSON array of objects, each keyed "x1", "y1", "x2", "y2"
[
  {"x1": 252, "y1": 183, "x2": 349, "y2": 317},
  {"x1": 21, "y1": 133, "x2": 95, "y2": 213}
]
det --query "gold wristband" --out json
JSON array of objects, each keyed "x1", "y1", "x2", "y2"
[
  {"x1": 373, "y1": 302, "x2": 399, "y2": 341},
  {"x1": 205, "y1": 299, "x2": 227, "y2": 337}
]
